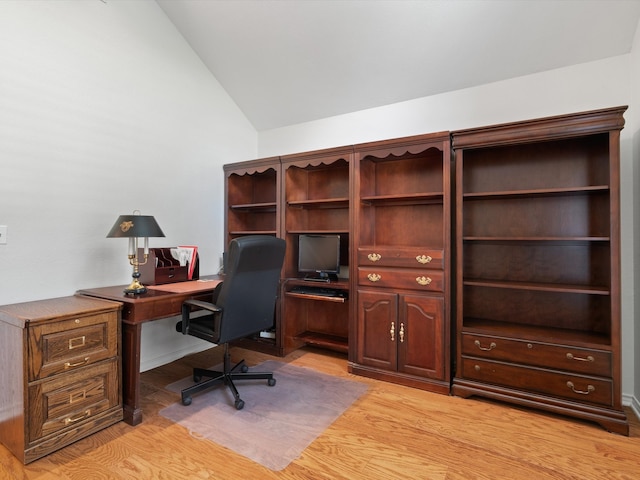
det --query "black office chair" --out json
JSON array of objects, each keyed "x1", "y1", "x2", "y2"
[{"x1": 176, "y1": 235, "x2": 285, "y2": 410}]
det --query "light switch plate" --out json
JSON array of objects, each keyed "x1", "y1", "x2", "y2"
[{"x1": 0, "y1": 225, "x2": 7, "y2": 245}]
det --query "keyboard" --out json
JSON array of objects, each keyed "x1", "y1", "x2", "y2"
[{"x1": 289, "y1": 286, "x2": 347, "y2": 298}]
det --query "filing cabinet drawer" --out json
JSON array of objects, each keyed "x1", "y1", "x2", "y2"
[
  {"x1": 28, "y1": 311, "x2": 118, "y2": 381},
  {"x1": 358, "y1": 246, "x2": 443, "y2": 269},
  {"x1": 461, "y1": 333, "x2": 611, "y2": 377},
  {"x1": 358, "y1": 267, "x2": 444, "y2": 292},
  {"x1": 28, "y1": 358, "x2": 120, "y2": 442},
  {"x1": 460, "y1": 356, "x2": 613, "y2": 407}
]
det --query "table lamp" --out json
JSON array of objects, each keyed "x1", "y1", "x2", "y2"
[{"x1": 107, "y1": 211, "x2": 165, "y2": 294}]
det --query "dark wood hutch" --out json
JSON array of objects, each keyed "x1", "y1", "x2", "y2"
[{"x1": 223, "y1": 106, "x2": 629, "y2": 434}]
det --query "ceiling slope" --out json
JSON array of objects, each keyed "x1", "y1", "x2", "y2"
[{"x1": 157, "y1": 0, "x2": 640, "y2": 131}]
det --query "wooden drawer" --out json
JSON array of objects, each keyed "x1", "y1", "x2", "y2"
[
  {"x1": 28, "y1": 311, "x2": 118, "y2": 381},
  {"x1": 358, "y1": 246, "x2": 443, "y2": 269},
  {"x1": 358, "y1": 267, "x2": 444, "y2": 292},
  {"x1": 461, "y1": 332, "x2": 611, "y2": 377},
  {"x1": 28, "y1": 359, "x2": 119, "y2": 442},
  {"x1": 460, "y1": 356, "x2": 613, "y2": 407}
]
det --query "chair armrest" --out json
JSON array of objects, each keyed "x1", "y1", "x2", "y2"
[
  {"x1": 183, "y1": 299, "x2": 222, "y2": 313},
  {"x1": 180, "y1": 299, "x2": 222, "y2": 335}
]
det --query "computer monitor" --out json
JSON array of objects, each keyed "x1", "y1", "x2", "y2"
[{"x1": 298, "y1": 234, "x2": 340, "y2": 281}]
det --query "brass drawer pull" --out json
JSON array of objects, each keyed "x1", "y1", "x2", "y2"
[
  {"x1": 68, "y1": 335, "x2": 86, "y2": 350},
  {"x1": 367, "y1": 253, "x2": 381, "y2": 262},
  {"x1": 416, "y1": 276, "x2": 432, "y2": 286},
  {"x1": 64, "y1": 357, "x2": 90, "y2": 369},
  {"x1": 566, "y1": 381, "x2": 595, "y2": 395},
  {"x1": 416, "y1": 255, "x2": 432, "y2": 264},
  {"x1": 390, "y1": 321, "x2": 395, "y2": 341},
  {"x1": 474, "y1": 340, "x2": 496, "y2": 351},
  {"x1": 399, "y1": 323, "x2": 405, "y2": 343},
  {"x1": 64, "y1": 410, "x2": 91, "y2": 425},
  {"x1": 367, "y1": 273, "x2": 381, "y2": 282},
  {"x1": 566, "y1": 353, "x2": 594, "y2": 363}
]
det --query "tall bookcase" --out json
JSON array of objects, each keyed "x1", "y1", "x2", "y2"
[
  {"x1": 223, "y1": 157, "x2": 282, "y2": 355},
  {"x1": 451, "y1": 106, "x2": 628, "y2": 434},
  {"x1": 280, "y1": 147, "x2": 353, "y2": 355},
  {"x1": 349, "y1": 132, "x2": 451, "y2": 394}
]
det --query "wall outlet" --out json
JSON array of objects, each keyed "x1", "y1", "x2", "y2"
[{"x1": 0, "y1": 225, "x2": 7, "y2": 245}]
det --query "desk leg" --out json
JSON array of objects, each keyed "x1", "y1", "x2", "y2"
[{"x1": 122, "y1": 321, "x2": 143, "y2": 426}]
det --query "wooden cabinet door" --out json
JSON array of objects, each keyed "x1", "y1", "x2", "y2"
[
  {"x1": 356, "y1": 289, "x2": 397, "y2": 371},
  {"x1": 398, "y1": 294, "x2": 445, "y2": 379}
]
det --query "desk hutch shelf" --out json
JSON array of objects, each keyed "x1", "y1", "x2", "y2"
[{"x1": 280, "y1": 147, "x2": 353, "y2": 355}]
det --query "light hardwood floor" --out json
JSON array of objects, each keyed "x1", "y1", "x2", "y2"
[{"x1": 2, "y1": 346, "x2": 639, "y2": 479}]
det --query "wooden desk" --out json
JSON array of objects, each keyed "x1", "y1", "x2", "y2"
[{"x1": 77, "y1": 276, "x2": 222, "y2": 426}]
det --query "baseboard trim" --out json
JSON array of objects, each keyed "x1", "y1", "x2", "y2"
[
  {"x1": 140, "y1": 343, "x2": 213, "y2": 372},
  {"x1": 623, "y1": 393, "x2": 640, "y2": 421}
]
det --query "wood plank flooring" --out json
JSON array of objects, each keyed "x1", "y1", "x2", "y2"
[{"x1": 2, "y1": 346, "x2": 639, "y2": 479}]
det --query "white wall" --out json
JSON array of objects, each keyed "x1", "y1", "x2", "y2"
[
  {"x1": 258, "y1": 54, "x2": 638, "y2": 405},
  {"x1": 0, "y1": 1, "x2": 257, "y2": 369},
  {"x1": 259, "y1": 55, "x2": 631, "y2": 156}
]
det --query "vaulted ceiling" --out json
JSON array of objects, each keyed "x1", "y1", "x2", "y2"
[{"x1": 157, "y1": 0, "x2": 640, "y2": 131}]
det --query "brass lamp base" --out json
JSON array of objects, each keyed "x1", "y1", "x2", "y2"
[{"x1": 124, "y1": 271, "x2": 147, "y2": 295}]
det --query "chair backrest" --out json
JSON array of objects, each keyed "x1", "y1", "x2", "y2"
[{"x1": 215, "y1": 235, "x2": 285, "y2": 343}]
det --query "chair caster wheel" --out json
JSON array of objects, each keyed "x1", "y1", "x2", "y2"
[
  {"x1": 241, "y1": 364, "x2": 249, "y2": 373},
  {"x1": 268, "y1": 378, "x2": 276, "y2": 386},
  {"x1": 235, "y1": 399, "x2": 245, "y2": 410},
  {"x1": 182, "y1": 396, "x2": 192, "y2": 406}
]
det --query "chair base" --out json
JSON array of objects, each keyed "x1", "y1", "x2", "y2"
[{"x1": 180, "y1": 344, "x2": 275, "y2": 410}]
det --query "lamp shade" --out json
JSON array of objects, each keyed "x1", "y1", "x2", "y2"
[{"x1": 106, "y1": 215, "x2": 165, "y2": 238}]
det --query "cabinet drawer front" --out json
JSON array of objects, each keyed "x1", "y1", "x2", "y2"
[
  {"x1": 143, "y1": 265, "x2": 189, "y2": 285},
  {"x1": 460, "y1": 357, "x2": 613, "y2": 407},
  {"x1": 461, "y1": 333, "x2": 611, "y2": 377},
  {"x1": 358, "y1": 267, "x2": 444, "y2": 292},
  {"x1": 358, "y1": 247, "x2": 443, "y2": 269},
  {"x1": 29, "y1": 312, "x2": 118, "y2": 381},
  {"x1": 28, "y1": 359, "x2": 120, "y2": 441}
]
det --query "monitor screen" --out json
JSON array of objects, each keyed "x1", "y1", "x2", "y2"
[{"x1": 298, "y1": 234, "x2": 340, "y2": 279}]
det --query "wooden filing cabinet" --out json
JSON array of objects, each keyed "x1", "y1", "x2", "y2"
[{"x1": 0, "y1": 296, "x2": 123, "y2": 464}]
